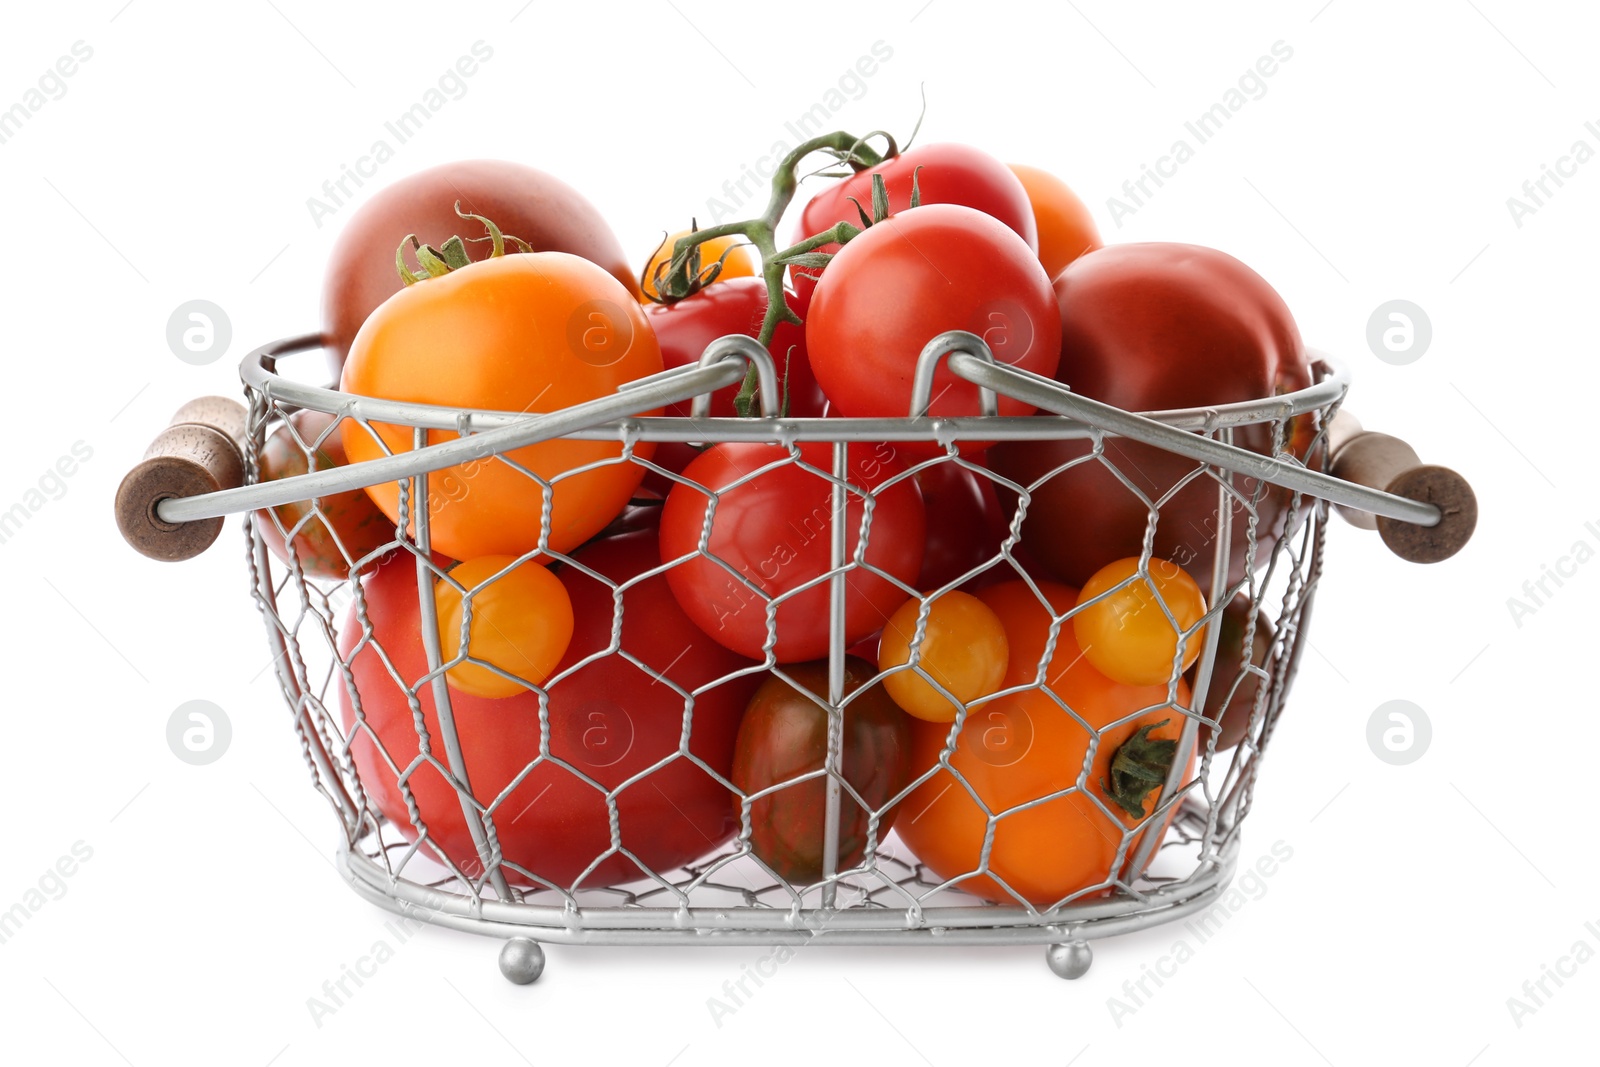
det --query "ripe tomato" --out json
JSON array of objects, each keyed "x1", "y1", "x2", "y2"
[
  {"x1": 640, "y1": 229, "x2": 759, "y2": 302},
  {"x1": 789, "y1": 142, "x2": 1038, "y2": 301},
  {"x1": 340, "y1": 524, "x2": 757, "y2": 889},
  {"x1": 1196, "y1": 594, "x2": 1274, "y2": 751},
  {"x1": 321, "y1": 159, "x2": 639, "y2": 378},
  {"x1": 878, "y1": 591, "x2": 1009, "y2": 723},
  {"x1": 913, "y1": 460, "x2": 1009, "y2": 590},
  {"x1": 1074, "y1": 557, "x2": 1208, "y2": 687},
  {"x1": 644, "y1": 275, "x2": 825, "y2": 421},
  {"x1": 256, "y1": 410, "x2": 394, "y2": 580},
  {"x1": 895, "y1": 579, "x2": 1193, "y2": 906},
  {"x1": 435, "y1": 556, "x2": 575, "y2": 698},
  {"x1": 340, "y1": 252, "x2": 664, "y2": 563},
  {"x1": 987, "y1": 242, "x2": 1313, "y2": 596},
  {"x1": 732, "y1": 658, "x2": 911, "y2": 884},
  {"x1": 805, "y1": 204, "x2": 1060, "y2": 448},
  {"x1": 1007, "y1": 163, "x2": 1102, "y2": 281},
  {"x1": 659, "y1": 441, "x2": 925, "y2": 662}
]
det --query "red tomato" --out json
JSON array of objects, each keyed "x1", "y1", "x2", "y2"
[
  {"x1": 789, "y1": 143, "x2": 1038, "y2": 302},
  {"x1": 731, "y1": 658, "x2": 911, "y2": 884},
  {"x1": 805, "y1": 204, "x2": 1060, "y2": 449},
  {"x1": 659, "y1": 441, "x2": 926, "y2": 662},
  {"x1": 914, "y1": 460, "x2": 1009, "y2": 590},
  {"x1": 339, "y1": 524, "x2": 758, "y2": 889},
  {"x1": 895, "y1": 579, "x2": 1193, "y2": 907},
  {"x1": 256, "y1": 410, "x2": 394, "y2": 580},
  {"x1": 987, "y1": 242, "x2": 1314, "y2": 595}
]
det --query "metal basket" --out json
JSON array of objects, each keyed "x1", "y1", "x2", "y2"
[{"x1": 119, "y1": 328, "x2": 1473, "y2": 982}]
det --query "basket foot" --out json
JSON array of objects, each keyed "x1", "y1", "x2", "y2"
[
  {"x1": 498, "y1": 937, "x2": 546, "y2": 985},
  {"x1": 1046, "y1": 940, "x2": 1093, "y2": 980}
]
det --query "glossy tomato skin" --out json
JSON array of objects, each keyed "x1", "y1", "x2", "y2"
[
  {"x1": 257, "y1": 410, "x2": 394, "y2": 580},
  {"x1": 1007, "y1": 163, "x2": 1102, "y2": 281},
  {"x1": 896, "y1": 580, "x2": 1193, "y2": 907},
  {"x1": 805, "y1": 204, "x2": 1060, "y2": 447},
  {"x1": 987, "y1": 243, "x2": 1314, "y2": 595},
  {"x1": 1197, "y1": 594, "x2": 1275, "y2": 752},
  {"x1": 322, "y1": 159, "x2": 639, "y2": 377},
  {"x1": 659, "y1": 441, "x2": 925, "y2": 663},
  {"x1": 340, "y1": 526, "x2": 758, "y2": 889},
  {"x1": 340, "y1": 252, "x2": 663, "y2": 563},
  {"x1": 732, "y1": 658, "x2": 911, "y2": 884},
  {"x1": 790, "y1": 143, "x2": 1038, "y2": 301},
  {"x1": 644, "y1": 276, "x2": 825, "y2": 420},
  {"x1": 914, "y1": 461, "x2": 1009, "y2": 590}
]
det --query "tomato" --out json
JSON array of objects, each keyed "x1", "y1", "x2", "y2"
[
  {"x1": 789, "y1": 142, "x2": 1038, "y2": 302},
  {"x1": 340, "y1": 251, "x2": 663, "y2": 563},
  {"x1": 1074, "y1": 557, "x2": 1208, "y2": 687},
  {"x1": 321, "y1": 159, "x2": 638, "y2": 378},
  {"x1": 340, "y1": 524, "x2": 758, "y2": 889},
  {"x1": 804, "y1": 204, "x2": 1060, "y2": 448},
  {"x1": 895, "y1": 579, "x2": 1193, "y2": 906},
  {"x1": 644, "y1": 275, "x2": 825, "y2": 421},
  {"x1": 435, "y1": 556, "x2": 575, "y2": 698},
  {"x1": 731, "y1": 657, "x2": 911, "y2": 883},
  {"x1": 913, "y1": 460, "x2": 1009, "y2": 590},
  {"x1": 640, "y1": 229, "x2": 759, "y2": 302},
  {"x1": 1196, "y1": 594, "x2": 1274, "y2": 751},
  {"x1": 1007, "y1": 163, "x2": 1102, "y2": 281},
  {"x1": 659, "y1": 441, "x2": 925, "y2": 662},
  {"x1": 986, "y1": 242, "x2": 1314, "y2": 597},
  {"x1": 878, "y1": 591, "x2": 1008, "y2": 723},
  {"x1": 256, "y1": 410, "x2": 394, "y2": 580}
]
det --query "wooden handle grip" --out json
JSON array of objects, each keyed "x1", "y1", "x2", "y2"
[
  {"x1": 1329, "y1": 429, "x2": 1477, "y2": 563},
  {"x1": 116, "y1": 397, "x2": 248, "y2": 562}
]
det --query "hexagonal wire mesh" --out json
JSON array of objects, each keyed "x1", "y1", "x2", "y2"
[{"x1": 240, "y1": 331, "x2": 1345, "y2": 952}]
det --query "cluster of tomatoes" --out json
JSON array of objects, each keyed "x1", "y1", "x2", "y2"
[{"x1": 257, "y1": 135, "x2": 1311, "y2": 907}]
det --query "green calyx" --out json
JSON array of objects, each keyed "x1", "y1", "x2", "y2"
[
  {"x1": 395, "y1": 201, "x2": 532, "y2": 286},
  {"x1": 1100, "y1": 720, "x2": 1179, "y2": 819}
]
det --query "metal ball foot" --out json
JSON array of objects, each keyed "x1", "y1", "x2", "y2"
[
  {"x1": 1046, "y1": 940, "x2": 1093, "y2": 980},
  {"x1": 499, "y1": 937, "x2": 546, "y2": 984}
]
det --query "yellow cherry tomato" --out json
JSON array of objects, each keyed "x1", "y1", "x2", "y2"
[
  {"x1": 640, "y1": 229, "x2": 759, "y2": 301},
  {"x1": 435, "y1": 556, "x2": 575, "y2": 699},
  {"x1": 1073, "y1": 557, "x2": 1207, "y2": 687},
  {"x1": 878, "y1": 591, "x2": 1009, "y2": 722}
]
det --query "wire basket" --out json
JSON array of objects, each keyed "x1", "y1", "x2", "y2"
[{"x1": 117, "y1": 328, "x2": 1475, "y2": 982}]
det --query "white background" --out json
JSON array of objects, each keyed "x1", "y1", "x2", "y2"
[{"x1": 1, "y1": 1, "x2": 1595, "y2": 1063}]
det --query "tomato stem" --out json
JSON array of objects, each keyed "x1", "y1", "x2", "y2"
[{"x1": 1100, "y1": 721, "x2": 1179, "y2": 819}]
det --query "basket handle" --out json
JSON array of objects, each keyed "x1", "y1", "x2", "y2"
[
  {"x1": 114, "y1": 397, "x2": 249, "y2": 562},
  {"x1": 1324, "y1": 410, "x2": 1477, "y2": 563}
]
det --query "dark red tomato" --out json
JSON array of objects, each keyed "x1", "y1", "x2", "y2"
[
  {"x1": 321, "y1": 159, "x2": 637, "y2": 379},
  {"x1": 257, "y1": 410, "x2": 394, "y2": 580},
  {"x1": 659, "y1": 441, "x2": 926, "y2": 662},
  {"x1": 805, "y1": 204, "x2": 1060, "y2": 452},
  {"x1": 915, "y1": 460, "x2": 1009, "y2": 589},
  {"x1": 731, "y1": 657, "x2": 911, "y2": 884},
  {"x1": 645, "y1": 276, "x2": 825, "y2": 419},
  {"x1": 789, "y1": 143, "x2": 1038, "y2": 302},
  {"x1": 339, "y1": 524, "x2": 758, "y2": 890},
  {"x1": 1195, "y1": 594, "x2": 1275, "y2": 752},
  {"x1": 987, "y1": 242, "x2": 1315, "y2": 596}
]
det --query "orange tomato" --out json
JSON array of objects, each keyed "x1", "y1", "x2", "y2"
[
  {"x1": 340, "y1": 252, "x2": 662, "y2": 562},
  {"x1": 435, "y1": 556, "x2": 575, "y2": 699},
  {"x1": 1074, "y1": 556, "x2": 1208, "y2": 686},
  {"x1": 640, "y1": 229, "x2": 760, "y2": 301},
  {"x1": 878, "y1": 591, "x2": 1009, "y2": 723},
  {"x1": 1008, "y1": 163, "x2": 1102, "y2": 281},
  {"x1": 895, "y1": 579, "x2": 1193, "y2": 906}
]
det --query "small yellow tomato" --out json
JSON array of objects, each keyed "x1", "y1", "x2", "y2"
[
  {"x1": 1073, "y1": 557, "x2": 1207, "y2": 687},
  {"x1": 435, "y1": 556, "x2": 574, "y2": 699},
  {"x1": 878, "y1": 591, "x2": 1009, "y2": 722},
  {"x1": 639, "y1": 229, "x2": 759, "y2": 301}
]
